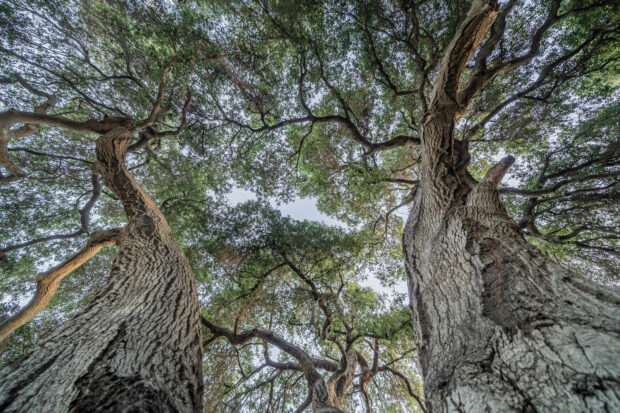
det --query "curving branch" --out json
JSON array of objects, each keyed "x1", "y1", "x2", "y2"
[
  {"x1": 137, "y1": 65, "x2": 171, "y2": 129},
  {"x1": 201, "y1": 316, "x2": 347, "y2": 411},
  {"x1": 379, "y1": 366, "x2": 427, "y2": 413},
  {"x1": 500, "y1": 171, "x2": 619, "y2": 198},
  {"x1": 374, "y1": 185, "x2": 418, "y2": 237},
  {"x1": 0, "y1": 74, "x2": 58, "y2": 182},
  {"x1": 159, "y1": 89, "x2": 193, "y2": 136},
  {"x1": 293, "y1": 388, "x2": 312, "y2": 413},
  {"x1": 7, "y1": 146, "x2": 93, "y2": 165},
  {"x1": 231, "y1": 262, "x2": 287, "y2": 304},
  {"x1": 0, "y1": 228, "x2": 123, "y2": 345},
  {"x1": 0, "y1": 173, "x2": 102, "y2": 256},
  {"x1": 201, "y1": 316, "x2": 328, "y2": 377}
]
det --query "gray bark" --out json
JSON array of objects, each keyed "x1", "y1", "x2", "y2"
[
  {"x1": 403, "y1": 122, "x2": 620, "y2": 412},
  {"x1": 0, "y1": 127, "x2": 204, "y2": 412},
  {"x1": 402, "y1": 1, "x2": 620, "y2": 410}
]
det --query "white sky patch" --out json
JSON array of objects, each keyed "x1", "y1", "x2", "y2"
[
  {"x1": 226, "y1": 187, "x2": 344, "y2": 227},
  {"x1": 225, "y1": 187, "x2": 408, "y2": 297}
]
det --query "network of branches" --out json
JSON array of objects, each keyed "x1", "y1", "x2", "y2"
[{"x1": 0, "y1": 0, "x2": 618, "y2": 411}]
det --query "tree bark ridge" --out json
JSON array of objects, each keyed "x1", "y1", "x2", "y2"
[{"x1": 0, "y1": 127, "x2": 204, "y2": 412}]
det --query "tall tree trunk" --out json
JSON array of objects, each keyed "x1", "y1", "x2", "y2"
[
  {"x1": 0, "y1": 127, "x2": 204, "y2": 412},
  {"x1": 403, "y1": 115, "x2": 620, "y2": 411}
]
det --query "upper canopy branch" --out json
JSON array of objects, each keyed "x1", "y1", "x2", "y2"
[
  {"x1": 0, "y1": 173, "x2": 102, "y2": 256},
  {"x1": 500, "y1": 171, "x2": 619, "y2": 198},
  {"x1": 458, "y1": 0, "x2": 615, "y2": 110},
  {"x1": 465, "y1": 31, "x2": 609, "y2": 139},
  {"x1": 430, "y1": 0, "x2": 498, "y2": 111},
  {"x1": 137, "y1": 65, "x2": 171, "y2": 129}
]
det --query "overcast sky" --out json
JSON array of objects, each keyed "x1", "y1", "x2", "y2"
[{"x1": 226, "y1": 188, "x2": 409, "y2": 297}]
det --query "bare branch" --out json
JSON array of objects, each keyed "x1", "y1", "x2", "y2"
[
  {"x1": 0, "y1": 228, "x2": 123, "y2": 344},
  {"x1": 159, "y1": 90, "x2": 193, "y2": 136},
  {"x1": 7, "y1": 147, "x2": 92, "y2": 165},
  {"x1": 379, "y1": 366, "x2": 427, "y2": 413},
  {"x1": 1, "y1": 173, "x2": 102, "y2": 255},
  {"x1": 500, "y1": 171, "x2": 619, "y2": 198}
]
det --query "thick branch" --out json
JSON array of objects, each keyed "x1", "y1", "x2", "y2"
[
  {"x1": 430, "y1": 0, "x2": 498, "y2": 107},
  {"x1": 481, "y1": 155, "x2": 515, "y2": 187},
  {"x1": 0, "y1": 228, "x2": 122, "y2": 344},
  {"x1": 201, "y1": 316, "x2": 322, "y2": 378},
  {"x1": 0, "y1": 110, "x2": 108, "y2": 134}
]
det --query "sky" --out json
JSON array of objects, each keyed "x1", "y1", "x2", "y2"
[
  {"x1": 226, "y1": 187, "x2": 410, "y2": 297},
  {"x1": 226, "y1": 187, "x2": 343, "y2": 226}
]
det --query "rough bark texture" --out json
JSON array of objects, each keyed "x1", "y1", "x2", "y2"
[
  {"x1": 402, "y1": 1, "x2": 620, "y2": 410},
  {"x1": 0, "y1": 127, "x2": 204, "y2": 412},
  {"x1": 310, "y1": 352, "x2": 356, "y2": 413},
  {"x1": 404, "y1": 171, "x2": 620, "y2": 411}
]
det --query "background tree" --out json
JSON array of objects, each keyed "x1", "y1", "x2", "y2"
[{"x1": 199, "y1": 203, "x2": 423, "y2": 412}]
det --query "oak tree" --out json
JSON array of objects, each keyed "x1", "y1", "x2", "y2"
[{"x1": 204, "y1": 0, "x2": 620, "y2": 410}]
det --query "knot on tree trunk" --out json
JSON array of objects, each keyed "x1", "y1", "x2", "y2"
[{"x1": 465, "y1": 155, "x2": 517, "y2": 222}]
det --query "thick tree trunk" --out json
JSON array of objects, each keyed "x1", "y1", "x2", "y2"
[
  {"x1": 403, "y1": 120, "x2": 620, "y2": 412},
  {"x1": 0, "y1": 127, "x2": 203, "y2": 412}
]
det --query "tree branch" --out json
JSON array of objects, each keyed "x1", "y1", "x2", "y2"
[
  {"x1": 0, "y1": 228, "x2": 123, "y2": 344},
  {"x1": 137, "y1": 65, "x2": 170, "y2": 128},
  {"x1": 430, "y1": 0, "x2": 498, "y2": 109}
]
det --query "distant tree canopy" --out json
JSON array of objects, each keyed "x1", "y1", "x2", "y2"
[
  {"x1": 0, "y1": 0, "x2": 618, "y2": 411},
  {"x1": 200, "y1": 203, "x2": 420, "y2": 411}
]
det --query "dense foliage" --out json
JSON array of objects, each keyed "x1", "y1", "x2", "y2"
[{"x1": 0, "y1": 0, "x2": 618, "y2": 411}]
